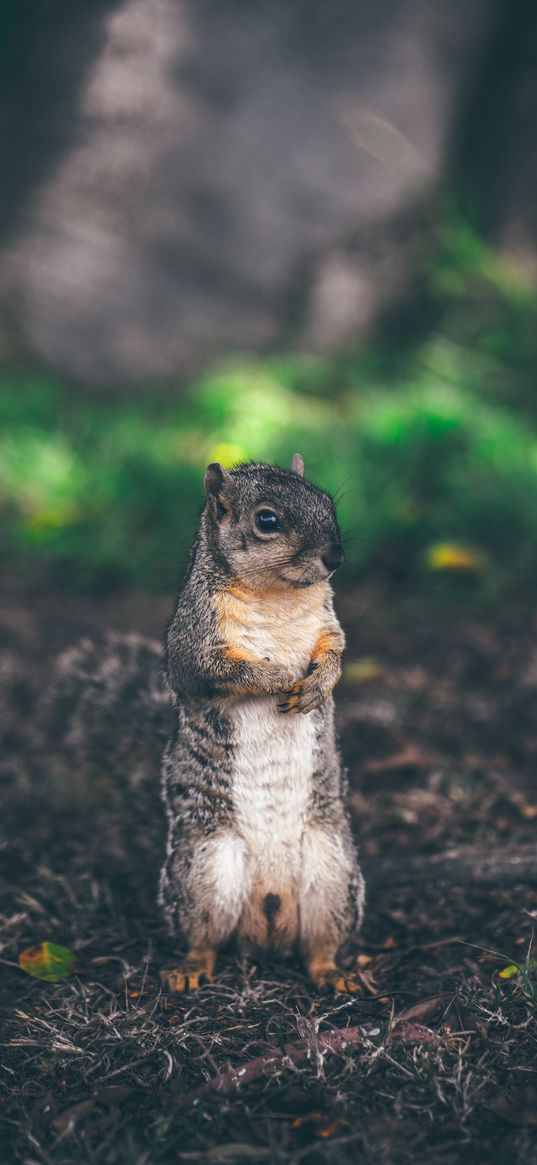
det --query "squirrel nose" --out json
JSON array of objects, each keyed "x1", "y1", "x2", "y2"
[{"x1": 322, "y1": 541, "x2": 344, "y2": 572}]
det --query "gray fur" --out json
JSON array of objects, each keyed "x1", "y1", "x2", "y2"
[
  {"x1": 37, "y1": 633, "x2": 173, "y2": 869},
  {"x1": 161, "y1": 460, "x2": 365, "y2": 984}
]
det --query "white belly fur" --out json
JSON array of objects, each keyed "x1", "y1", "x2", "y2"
[
  {"x1": 227, "y1": 590, "x2": 323, "y2": 866},
  {"x1": 217, "y1": 585, "x2": 328, "y2": 943},
  {"x1": 230, "y1": 697, "x2": 316, "y2": 884}
]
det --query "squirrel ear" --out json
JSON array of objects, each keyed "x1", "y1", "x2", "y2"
[
  {"x1": 204, "y1": 462, "x2": 235, "y2": 519},
  {"x1": 291, "y1": 453, "x2": 304, "y2": 477}
]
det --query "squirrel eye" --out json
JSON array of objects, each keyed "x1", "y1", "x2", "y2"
[{"x1": 255, "y1": 508, "x2": 280, "y2": 533}]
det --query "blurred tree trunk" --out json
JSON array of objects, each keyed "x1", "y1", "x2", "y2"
[
  {"x1": 452, "y1": 0, "x2": 537, "y2": 259},
  {"x1": 0, "y1": 1, "x2": 119, "y2": 249},
  {"x1": 1, "y1": 0, "x2": 535, "y2": 386}
]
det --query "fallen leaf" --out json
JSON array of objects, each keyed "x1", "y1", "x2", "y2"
[
  {"x1": 343, "y1": 658, "x2": 383, "y2": 684},
  {"x1": 19, "y1": 942, "x2": 77, "y2": 983},
  {"x1": 397, "y1": 995, "x2": 450, "y2": 1024},
  {"x1": 498, "y1": 959, "x2": 537, "y2": 980},
  {"x1": 498, "y1": 963, "x2": 519, "y2": 980},
  {"x1": 426, "y1": 542, "x2": 485, "y2": 573}
]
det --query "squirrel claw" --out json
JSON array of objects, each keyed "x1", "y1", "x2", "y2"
[
  {"x1": 278, "y1": 677, "x2": 324, "y2": 714},
  {"x1": 278, "y1": 693, "x2": 300, "y2": 714},
  {"x1": 311, "y1": 966, "x2": 362, "y2": 994},
  {"x1": 161, "y1": 951, "x2": 214, "y2": 993},
  {"x1": 161, "y1": 967, "x2": 212, "y2": 993}
]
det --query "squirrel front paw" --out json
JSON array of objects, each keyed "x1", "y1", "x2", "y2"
[{"x1": 278, "y1": 669, "x2": 326, "y2": 715}]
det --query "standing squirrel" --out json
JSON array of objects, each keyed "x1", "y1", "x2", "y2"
[
  {"x1": 160, "y1": 455, "x2": 364, "y2": 992},
  {"x1": 39, "y1": 456, "x2": 365, "y2": 992}
]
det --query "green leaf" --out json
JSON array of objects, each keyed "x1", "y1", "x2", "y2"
[{"x1": 18, "y1": 942, "x2": 77, "y2": 983}]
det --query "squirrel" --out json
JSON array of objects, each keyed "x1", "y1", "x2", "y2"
[
  {"x1": 38, "y1": 455, "x2": 365, "y2": 992},
  {"x1": 159, "y1": 454, "x2": 364, "y2": 992}
]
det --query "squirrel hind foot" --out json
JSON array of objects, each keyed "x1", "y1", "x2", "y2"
[
  {"x1": 161, "y1": 948, "x2": 215, "y2": 993},
  {"x1": 309, "y1": 961, "x2": 362, "y2": 995}
]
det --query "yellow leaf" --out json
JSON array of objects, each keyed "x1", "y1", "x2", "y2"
[
  {"x1": 207, "y1": 442, "x2": 248, "y2": 468},
  {"x1": 498, "y1": 959, "x2": 537, "y2": 980},
  {"x1": 498, "y1": 963, "x2": 520, "y2": 980},
  {"x1": 343, "y1": 657, "x2": 383, "y2": 684},
  {"x1": 19, "y1": 942, "x2": 77, "y2": 983},
  {"x1": 426, "y1": 542, "x2": 485, "y2": 573}
]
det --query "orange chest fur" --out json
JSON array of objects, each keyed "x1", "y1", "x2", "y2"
[{"x1": 214, "y1": 583, "x2": 329, "y2": 675}]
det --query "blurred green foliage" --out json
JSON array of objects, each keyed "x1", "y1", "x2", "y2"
[{"x1": 2, "y1": 217, "x2": 537, "y2": 596}]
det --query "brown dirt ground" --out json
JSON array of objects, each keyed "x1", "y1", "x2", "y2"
[{"x1": 1, "y1": 579, "x2": 536, "y2": 1165}]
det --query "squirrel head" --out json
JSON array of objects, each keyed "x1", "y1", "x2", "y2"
[{"x1": 203, "y1": 455, "x2": 344, "y2": 590}]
